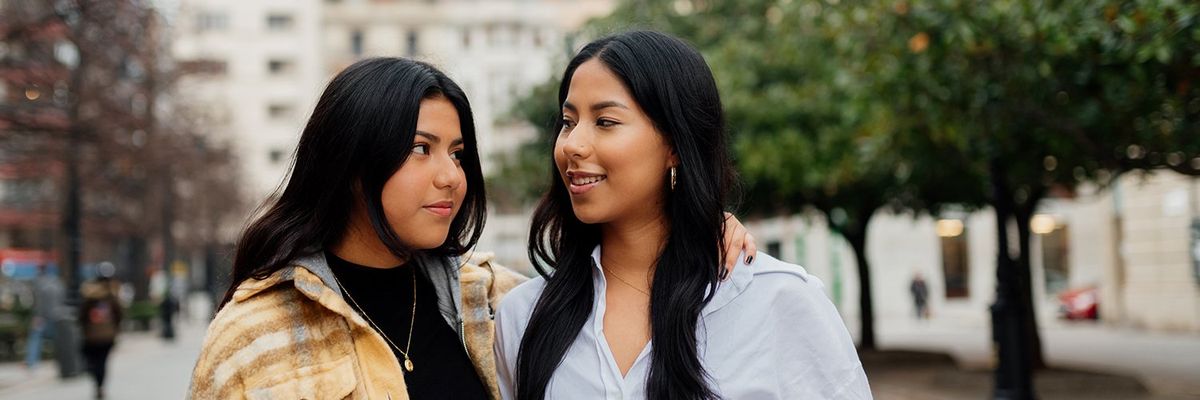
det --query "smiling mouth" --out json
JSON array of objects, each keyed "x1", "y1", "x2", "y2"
[
  {"x1": 567, "y1": 174, "x2": 606, "y2": 195},
  {"x1": 570, "y1": 175, "x2": 606, "y2": 185}
]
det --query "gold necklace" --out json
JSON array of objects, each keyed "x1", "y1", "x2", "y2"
[
  {"x1": 604, "y1": 267, "x2": 651, "y2": 296},
  {"x1": 332, "y1": 267, "x2": 417, "y2": 372}
]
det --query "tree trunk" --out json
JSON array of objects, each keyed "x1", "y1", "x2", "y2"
[
  {"x1": 833, "y1": 209, "x2": 876, "y2": 351},
  {"x1": 989, "y1": 159, "x2": 1036, "y2": 399},
  {"x1": 1013, "y1": 200, "x2": 1046, "y2": 369}
]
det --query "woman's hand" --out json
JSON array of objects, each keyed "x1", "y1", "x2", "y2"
[{"x1": 721, "y1": 212, "x2": 757, "y2": 279}]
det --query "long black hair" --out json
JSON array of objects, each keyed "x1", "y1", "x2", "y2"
[
  {"x1": 219, "y1": 57, "x2": 486, "y2": 308},
  {"x1": 517, "y1": 31, "x2": 735, "y2": 400}
]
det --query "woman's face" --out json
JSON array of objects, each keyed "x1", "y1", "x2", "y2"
[
  {"x1": 381, "y1": 95, "x2": 467, "y2": 249},
  {"x1": 556, "y1": 59, "x2": 677, "y2": 225}
]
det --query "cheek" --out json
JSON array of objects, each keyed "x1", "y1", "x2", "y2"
[
  {"x1": 553, "y1": 140, "x2": 568, "y2": 175},
  {"x1": 455, "y1": 170, "x2": 468, "y2": 203},
  {"x1": 609, "y1": 137, "x2": 668, "y2": 193},
  {"x1": 381, "y1": 168, "x2": 422, "y2": 215}
]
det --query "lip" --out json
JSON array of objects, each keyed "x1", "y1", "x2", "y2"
[
  {"x1": 565, "y1": 170, "x2": 606, "y2": 195},
  {"x1": 423, "y1": 201, "x2": 454, "y2": 217}
]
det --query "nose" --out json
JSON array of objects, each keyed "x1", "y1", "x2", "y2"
[
  {"x1": 433, "y1": 154, "x2": 463, "y2": 191},
  {"x1": 559, "y1": 127, "x2": 592, "y2": 160}
]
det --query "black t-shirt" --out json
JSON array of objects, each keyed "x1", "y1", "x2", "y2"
[{"x1": 326, "y1": 251, "x2": 489, "y2": 400}]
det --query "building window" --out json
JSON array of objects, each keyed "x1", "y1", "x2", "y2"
[
  {"x1": 266, "y1": 14, "x2": 294, "y2": 31},
  {"x1": 196, "y1": 12, "x2": 229, "y2": 33},
  {"x1": 795, "y1": 235, "x2": 807, "y2": 265},
  {"x1": 179, "y1": 59, "x2": 227, "y2": 76},
  {"x1": 1, "y1": 178, "x2": 53, "y2": 209},
  {"x1": 267, "y1": 58, "x2": 293, "y2": 75},
  {"x1": 1034, "y1": 215, "x2": 1070, "y2": 295},
  {"x1": 937, "y1": 219, "x2": 970, "y2": 298},
  {"x1": 267, "y1": 103, "x2": 294, "y2": 120},
  {"x1": 766, "y1": 241, "x2": 782, "y2": 259},
  {"x1": 406, "y1": 30, "x2": 419, "y2": 57},
  {"x1": 350, "y1": 30, "x2": 364, "y2": 57},
  {"x1": 268, "y1": 148, "x2": 286, "y2": 164},
  {"x1": 1190, "y1": 219, "x2": 1200, "y2": 284}
]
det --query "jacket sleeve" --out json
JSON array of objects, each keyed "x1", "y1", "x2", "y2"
[{"x1": 188, "y1": 303, "x2": 249, "y2": 400}]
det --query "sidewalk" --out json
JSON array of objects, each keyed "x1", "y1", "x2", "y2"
[
  {"x1": 0, "y1": 306, "x2": 209, "y2": 399},
  {"x1": 874, "y1": 317, "x2": 1200, "y2": 398}
]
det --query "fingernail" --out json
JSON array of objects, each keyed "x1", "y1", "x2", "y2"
[{"x1": 745, "y1": 256, "x2": 754, "y2": 264}]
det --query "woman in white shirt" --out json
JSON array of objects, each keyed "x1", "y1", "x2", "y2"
[{"x1": 493, "y1": 30, "x2": 872, "y2": 399}]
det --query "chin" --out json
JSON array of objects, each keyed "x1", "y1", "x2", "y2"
[
  {"x1": 399, "y1": 230, "x2": 451, "y2": 250},
  {"x1": 570, "y1": 205, "x2": 607, "y2": 225}
]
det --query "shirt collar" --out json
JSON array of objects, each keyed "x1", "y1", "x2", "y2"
[
  {"x1": 589, "y1": 244, "x2": 604, "y2": 274},
  {"x1": 588, "y1": 243, "x2": 752, "y2": 315}
]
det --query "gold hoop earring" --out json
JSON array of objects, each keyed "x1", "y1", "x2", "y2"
[{"x1": 670, "y1": 167, "x2": 677, "y2": 191}]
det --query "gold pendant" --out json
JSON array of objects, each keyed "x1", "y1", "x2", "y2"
[{"x1": 404, "y1": 358, "x2": 414, "y2": 372}]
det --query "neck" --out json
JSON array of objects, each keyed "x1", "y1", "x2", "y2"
[
  {"x1": 600, "y1": 212, "x2": 668, "y2": 284},
  {"x1": 332, "y1": 206, "x2": 406, "y2": 269}
]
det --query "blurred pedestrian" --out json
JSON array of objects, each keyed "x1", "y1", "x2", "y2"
[
  {"x1": 79, "y1": 267, "x2": 121, "y2": 400},
  {"x1": 24, "y1": 263, "x2": 63, "y2": 371},
  {"x1": 159, "y1": 288, "x2": 178, "y2": 341},
  {"x1": 910, "y1": 272, "x2": 929, "y2": 320}
]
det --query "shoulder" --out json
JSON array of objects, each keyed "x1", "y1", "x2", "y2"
[
  {"x1": 493, "y1": 276, "x2": 547, "y2": 330},
  {"x1": 733, "y1": 256, "x2": 870, "y2": 397},
  {"x1": 457, "y1": 251, "x2": 531, "y2": 305},
  {"x1": 748, "y1": 253, "x2": 821, "y2": 284},
  {"x1": 733, "y1": 254, "x2": 841, "y2": 320},
  {"x1": 191, "y1": 280, "x2": 349, "y2": 397}
]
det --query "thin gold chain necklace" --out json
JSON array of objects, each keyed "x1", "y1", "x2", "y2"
[
  {"x1": 604, "y1": 267, "x2": 651, "y2": 296},
  {"x1": 332, "y1": 266, "x2": 417, "y2": 372}
]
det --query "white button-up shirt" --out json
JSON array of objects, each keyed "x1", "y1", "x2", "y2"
[{"x1": 494, "y1": 245, "x2": 872, "y2": 399}]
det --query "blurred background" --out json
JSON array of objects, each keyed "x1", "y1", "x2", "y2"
[{"x1": 0, "y1": 0, "x2": 1197, "y2": 399}]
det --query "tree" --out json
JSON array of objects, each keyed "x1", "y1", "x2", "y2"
[
  {"x1": 0, "y1": 0, "x2": 245, "y2": 302},
  {"x1": 844, "y1": 0, "x2": 1200, "y2": 395},
  {"x1": 487, "y1": 79, "x2": 560, "y2": 212}
]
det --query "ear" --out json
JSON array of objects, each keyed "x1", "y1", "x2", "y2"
[{"x1": 667, "y1": 148, "x2": 679, "y2": 169}]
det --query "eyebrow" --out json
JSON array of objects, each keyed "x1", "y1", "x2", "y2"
[
  {"x1": 416, "y1": 131, "x2": 464, "y2": 146},
  {"x1": 562, "y1": 100, "x2": 630, "y2": 113}
]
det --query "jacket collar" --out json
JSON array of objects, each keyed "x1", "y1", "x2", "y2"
[{"x1": 231, "y1": 250, "x2": 474, "y2": 337}]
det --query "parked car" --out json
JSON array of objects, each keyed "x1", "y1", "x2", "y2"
[{"x1": 1058, "y1": 286, "x2": 1099, "y2": 320}]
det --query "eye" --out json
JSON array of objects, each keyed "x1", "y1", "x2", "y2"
[
  {"x1": 451, "y1": 149, "x2": 464, "y2": 161},
  {"x1": 561, "y1": 118, "x2": 576, "y2": 130},
  {"x1": 596, "y1": 118, "x2": 618, "y2": 128},
  {"x1": 412, "y1": 144, "x2": 430, "y2": 155}
]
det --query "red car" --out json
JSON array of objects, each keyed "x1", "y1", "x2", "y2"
[{"x1": 1058, "y1": 286, "x2": 1099, "y2": 320}]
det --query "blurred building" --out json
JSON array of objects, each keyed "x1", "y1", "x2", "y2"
[
  {"x1": 747, "y1": 171, "x2": 1200, "y2": 334},
  {"x1": 171, "y1": 0, "x2": 326, "y2": 204}
]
